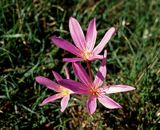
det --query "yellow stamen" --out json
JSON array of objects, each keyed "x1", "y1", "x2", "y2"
[
  {"x1": 61, "y1": 89, "x2": 70, "y2": 96},
  {"x1": 60, "y1": 86, "x2": 72, "y2": 96},
  {"x1": 82, "y1": 50, "x2": 92, "y2": 60},
  {"x1": 89, "y1": 86, "x2": 100, "y2": 96}
]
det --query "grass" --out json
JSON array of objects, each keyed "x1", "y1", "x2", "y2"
[{"x1": 0, "y1": 0, "x2": 160, "y2": 129}]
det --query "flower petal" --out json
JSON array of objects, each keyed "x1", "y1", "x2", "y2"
[
  {"x1": 86, "y1": 18, "x2": 97, "y2": 51},
  {"x1": 36, "y1": 76, "x2": 60, "y2": 92},
  {"x1": 72, "y1": 62, "x2": 91, "y2": 86},
  {"x1": 52, "y1": 71, "x2": 62, "y2": 82},
  {"x1": 59, "y1": 79, "x2": 88, "y2": 94},
  {"x1": 64, "y1": 65, "x2": 70, "y2": 79},
  {"x1": 63, "y1": 57, "x2": 83, "y2": 62},
  {"x1": 69, "y1": 17, "x2": 86, "y2": 50},
  {"x1": 60, "y1": 95, "x2": 70, "y2": 112},
  {"x1": 41, "y1": 94, "x2": 62, "y2": 105},
  {"x1": 51, "y1": 36, "x2": 81, "y2": 56},
  {"x1": 93, "y1": 27, "x2": 115, "y2": 55},
  {"x1": 98, "y1": 95, "x2": 122, "y2": 109},
  {"x1": 93, "y1": 50, "x2": 107, "y2": 86},
  {"x1": 88, "y1": 55, "x2": 103, "y2": 61},
  {"x1": 86, "y1": 96, "x2": 97, "y2": 114},
  {"x1": 103, "y1": 85, "x2": 135, "y2": 94}
]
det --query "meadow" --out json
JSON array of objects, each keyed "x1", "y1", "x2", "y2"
[{"x1": 0, "y1": 0, "x2": 160, "y2": 129}]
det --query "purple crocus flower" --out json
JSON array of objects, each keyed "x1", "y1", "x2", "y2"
[
  {"x1": 60, "y1": 51, "x2": 135, "y2": 114},
  {"x1": 51, "y1": 17, "x2": 115, "y2": 62},
  {"x1": 35, "y1": 66, "x2": 73, "y2": 112}
]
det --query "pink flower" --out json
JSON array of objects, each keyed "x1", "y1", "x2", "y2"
[
  {"x1": 60, "y1": 51, "x2": 135, "y2": 114},
  {"x1": 35, "y1": 66, "x2": 73, "y2": 112},
  {"x1": 51, "y1": 17, "x2": 115, "y2": 62}
]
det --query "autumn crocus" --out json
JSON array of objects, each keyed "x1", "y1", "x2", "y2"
[
  {"x1": 35, "y1": 67, "x2": 73, "y2": 112},
  {"x1": 60, "y1": 51, "x2": 135, "y2": 114},
  {"x1": 51, "y1": 17, "x2": 115, "y2": 62}
]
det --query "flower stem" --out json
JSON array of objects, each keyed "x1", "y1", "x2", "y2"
[{"x1": 87, "y1": 61, "x2": 92, "y2": 81}]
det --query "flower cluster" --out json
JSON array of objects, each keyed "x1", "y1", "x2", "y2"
[{"x1": 36, "y1": 17, "x2": 135, "y2": 114}]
